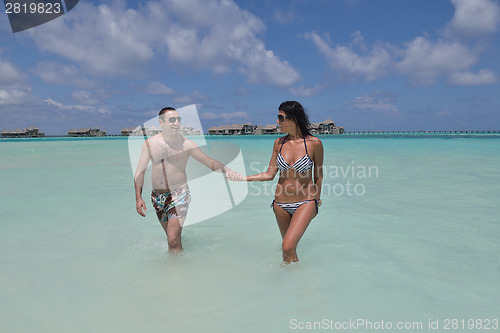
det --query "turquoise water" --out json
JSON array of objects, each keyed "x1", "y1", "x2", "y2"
[{"x1": 1, "y1": 136, "x2": 499, "y2": 332}]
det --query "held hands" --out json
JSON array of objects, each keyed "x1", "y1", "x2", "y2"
[{"x1": 223, "y1": 168, "x2": 245, "y2": 181}]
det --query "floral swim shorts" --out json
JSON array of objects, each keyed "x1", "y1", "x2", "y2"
[{"x1": 151, "y1": 184, "x2": 191, "y2": 223}]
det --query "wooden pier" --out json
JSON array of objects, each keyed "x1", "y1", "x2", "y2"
[{"x1": 343, "y1": 130, "x2": 500, "y2": 135}]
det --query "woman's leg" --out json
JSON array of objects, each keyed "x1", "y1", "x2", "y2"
[
  {"x1": 281, "y1": 201, "x2": 317, "y2": 263},
  {"x1": 273, "y1": 201, "x2": 292, "y2": 239}
]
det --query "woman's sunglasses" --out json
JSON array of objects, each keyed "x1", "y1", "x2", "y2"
[
  {"x1": 277, "y1": 114, "x2": 287, "y2": 122},
  {"x1": 167, "y1": 116, "x2": 182, "y2": 123}
]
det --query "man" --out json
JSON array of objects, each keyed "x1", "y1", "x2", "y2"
[{"x1": 134, "y1": 107, "x2": 240, "y2": 252}]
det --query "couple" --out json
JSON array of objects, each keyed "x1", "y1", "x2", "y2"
[{"x1": 134, "y1": 101, "x2": 324, "y2": 263}]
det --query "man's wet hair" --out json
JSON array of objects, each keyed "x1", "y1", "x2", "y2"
[{"x1": 159, "y1": 107, "x2": 176, "y2": 118}]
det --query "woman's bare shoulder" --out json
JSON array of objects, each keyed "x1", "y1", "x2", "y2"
[
  {"x1": 274, "y1": 136, "x2": 287, "y2": 145},
  {"x1": 307, "y1": 135, "x2": 322, "y2": 144}
]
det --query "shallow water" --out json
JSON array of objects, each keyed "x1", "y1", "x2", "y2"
[{"x1": 1, "y1": 136, "x2": 499, "y2": 332}]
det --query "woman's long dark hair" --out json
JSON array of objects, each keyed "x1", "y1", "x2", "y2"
[{"x1": 279, "y1": 101, "x2": 312, "y2": 137}]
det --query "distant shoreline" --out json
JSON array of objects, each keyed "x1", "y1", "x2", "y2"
[{"x1": 2, "y1": 130, "x2": 500, "y2": 140}]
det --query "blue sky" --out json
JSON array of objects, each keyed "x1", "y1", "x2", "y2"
[{"x1": 1, "y1": 0, "x2": 499, "y2": 134}]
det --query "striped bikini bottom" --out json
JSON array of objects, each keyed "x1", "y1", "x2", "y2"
[{"x1": 271, "y1": 199, "x2": 319, "y2": 215}]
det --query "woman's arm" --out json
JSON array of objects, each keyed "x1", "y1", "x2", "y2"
[
  {"x1": 312, "y1": 138, "x2": 324, "y2": 200},
  {"x1": 245, "y1": 138, "x2": 280, "y2": 182}
]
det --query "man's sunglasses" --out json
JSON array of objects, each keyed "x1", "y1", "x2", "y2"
[
  {"x1": 277, "y1": 114, "x2": 288, "y2": 122},
  {"x1": 167, "y1": 116, "x2": 182, "y2": 123}
]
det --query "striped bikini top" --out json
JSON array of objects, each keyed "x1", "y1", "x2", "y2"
[{"x1": 277, "y1": 135, "x2": 313, "y2": 173}]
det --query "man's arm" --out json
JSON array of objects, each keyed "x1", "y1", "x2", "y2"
[
  {"x1": 135, "y1": 140, "x2": 151, "y2": 217},
  {"x1": 186, "y1": 140, "x2": 242, "y2": 179}
]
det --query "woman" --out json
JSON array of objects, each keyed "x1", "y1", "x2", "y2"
[{"x1": 242, "y1": 101, "x2": 323, "y2": 263}]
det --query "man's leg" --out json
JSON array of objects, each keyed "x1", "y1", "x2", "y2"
[{"x1": 160, "y1": 217, "x2": 184, "y2": 252}]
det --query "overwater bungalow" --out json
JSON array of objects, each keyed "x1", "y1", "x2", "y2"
[
  {"x1": 310, "y1": 119, "x2": 344, "y2": 134},
  {"x1": 1, "y1": 127, "x2": 45, "y2": 138},
  {"x1": 208, "y1": 123, "x2": 257, "y2": 135},
  {"x1": 180, "y1": 125, "x2": 202, "y2": 136},
  {"x1": 121, "y1": 125, "x2": 201, "y2": 136},
  {"x1": 122, "y1": 125, "x2": 202, "y2": 136},
  {"x1": 208, "y1": 119, "x2": 345, "y2": 135},
  {"x1": 121, "y1": 127, "x2": 137, "y2": 136},
  {"x1": 254, "y1": 124, "x2": 283, "y2": 135},
  {"x1": 68, "y1": 127, "x2": 106, "y2": 137},
  {"x1": 120, "y1": 126, "x2": 161, "y2": 137}
]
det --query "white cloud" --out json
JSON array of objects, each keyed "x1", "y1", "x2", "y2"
[
  {"x1": 305, "y1": 31, "x2": 392, "y2": 82},
  {"x1": 27, "y1": 0, "x2": 300, "y2": 87},
  {"x1": 307, "y1": 1, "x2": 499, "y2": 87},
  {"x1": 273, "y1": 6, "x2": 297, "y2": 24},
  {"x1": 306, "y1": 31, "x2": 480, "y2": 87},
  {"x1": 161, "y1": 0, "x2": 300, "y2": 86},
  {"x1": 447, "y1": 0, "x2": 500, "y2": 39},
  {"x1": 236, "y1": 86, "x2": 252, "y2": 95},
  {"x1": 201, "y1": 112, "x2": 218, "y2": 120},
  {"x1": 45, "y1": 98, "x2": 92, "y2": 111},
  {"x1": 202, "y1": 111, "x2": 249, "y2": 121},
  {"x1": 71, "y1": 90, "x2": 99, "y2": 105},
  {"x1": 31, "y1": 62, "x2": 95, "y2": 88},
  {"x1": 0, "y1": 55, "x2": 24, "y2": 84},
  {"x1": 173, "y1": 90, "x2": 207, "y2": 105},
  {"x1": 236, "y1": 43, "x2": 300, "y2": 86},
  {"x1": 448, "y1": 69, "x2": 498, "y2": 86},
  {"x1": 44, "y1": 98, "x2": 109, "y2": 114},
  {"x1": 221, "y1": 111, "x2": 250, "y2": 121},
  {"x1": 29, "y1": 2, "x2": 154, "y2": 77},
  {"x1": 289, "y1": 84, "x2": 323, "y2": 97},
  {"x1": 395, "y1": 37, "x2": 477, "y2": 86},
  {"x1": 145, "y1": 82, "x2": 176, "y2": 95},
  {"x1": 96, "y1": 106, "x2": 112, "y2": 115},
  {"x1": 0, "y1": 53, "x2": 32, "y2": 106},
  {"x1": 350, "y1": 91, "x2": 398, "y2": 114},
  {"x1": 0, "y1": 88, "x2": 31, "y2": 106}
]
